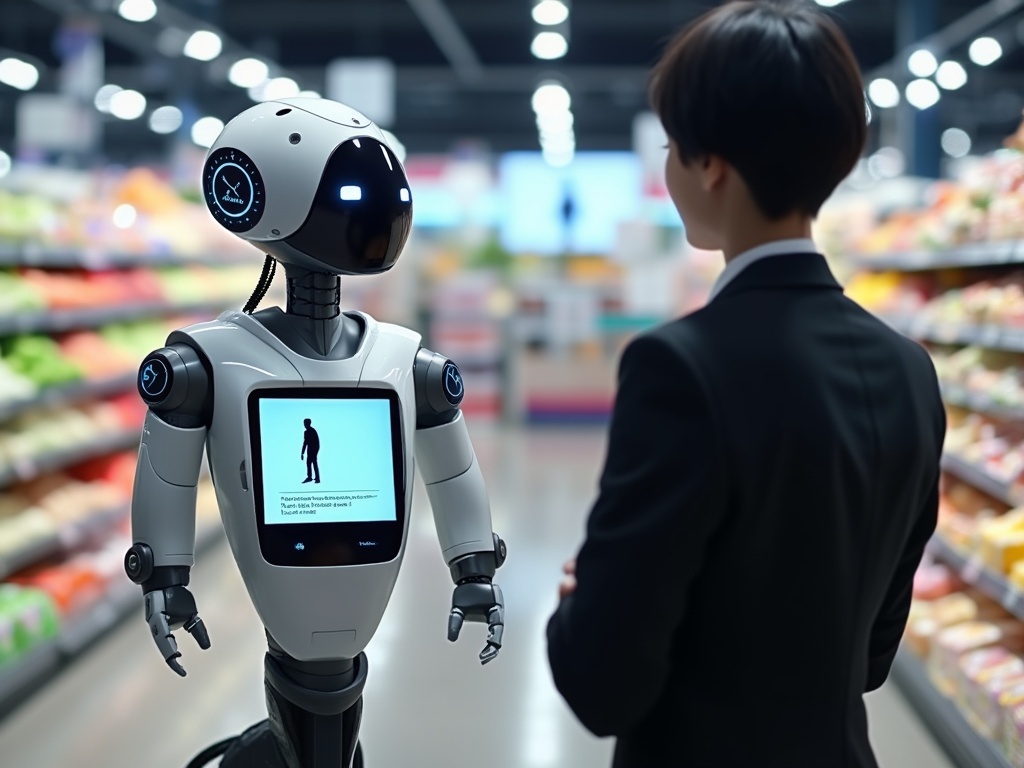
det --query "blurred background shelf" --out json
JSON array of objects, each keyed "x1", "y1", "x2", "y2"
[
  {"x1": 940, "y1": 453, "x2": 1020, "y2": 507},
  {"x1": 0, "y1": 523, "x2": 223, "y2": 719},
  {"x1": 891, "y1": 649, "x2": 1014, "y2": 768},
  {"x1": 0, "y1": 373, "x2": 136, "y2": 424},
  {"x1": 852, "y1": 241, "x2": 1024, "y2": 272},
  {"x1": 0, "y1": 430, "x2": 140, "y2": 490},
  {"x1": 928, "y1": 535, "x2": 1024, "y2": 621},
  {"x1": 0, "y1": 300, "x2": 241, "y2": 337},
  {"x1": 0, "y1": 245, "x2": 248, "y2": 270},
  {"x1": 940, "y1": 384, "x2": 1024, "y2": 424}
]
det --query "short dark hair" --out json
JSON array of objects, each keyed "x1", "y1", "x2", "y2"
[{"x1": 651, "y1": 0, "x2": 867, "y2": 219}]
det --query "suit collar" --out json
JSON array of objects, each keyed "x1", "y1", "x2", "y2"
[{"x1": 710, "y1": 252, "x2": 842, "y2": 303}]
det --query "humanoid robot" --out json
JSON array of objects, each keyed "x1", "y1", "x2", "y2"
[{"x1": 122, "y1": 97, "x2": 507, "y2": 768}]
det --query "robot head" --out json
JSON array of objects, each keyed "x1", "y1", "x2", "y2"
[{"x1": 202, "y1": 98, "x2": 413, "y2": 275}]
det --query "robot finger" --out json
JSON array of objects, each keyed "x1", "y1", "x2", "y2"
[
  {"x1": 485, "y1": 606, "x2": 504, "y2": 649},
  {"x1": 146, "y1": 590, "x2": 187, "y2": 677},
  {"x1": 185, "y1": 614, "x2": 212, "y2": 650},
  {"x1": 447, "y1": 607, "x2": 466, "y2": 642}
]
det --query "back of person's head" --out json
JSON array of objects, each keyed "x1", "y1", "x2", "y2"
[
  {"x1": 651, "y1": 0, "x2": 866, "y2": 220},
  {"x1": 304, "y1": 418, "x2": 312, "y2": 427}
]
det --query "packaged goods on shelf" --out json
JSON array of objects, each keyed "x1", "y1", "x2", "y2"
[
  {"x1": 0, "y1": 584, "x2": 59, "y2": 670},
  {"x1": 945, "y1": 411, "x2": 1024, "y2": 488}
]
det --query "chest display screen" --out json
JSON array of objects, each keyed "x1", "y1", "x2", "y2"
[{"x1": 248, "y1": 388, "x2": 405, "y2": 566}]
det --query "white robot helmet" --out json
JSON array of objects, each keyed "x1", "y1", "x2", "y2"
[{"x1": 201, "y1": 97, "x2": 413, "y2": 275}]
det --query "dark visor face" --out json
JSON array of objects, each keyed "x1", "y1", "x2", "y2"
[{"x1": 285, "y1": 137, "x2": 413, "y2": 274}]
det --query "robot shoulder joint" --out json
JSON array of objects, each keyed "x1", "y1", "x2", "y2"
[
  {"x1": 138, "y1": 342, "x2": 212, "y2": 427},
  {"x1": 414, "y1": 347, "x2": 464, "y2": 429}
]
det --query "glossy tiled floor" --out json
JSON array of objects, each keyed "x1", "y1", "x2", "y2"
[{"x1": 0, "y1": 426, "x2": 953, "y2": 768}]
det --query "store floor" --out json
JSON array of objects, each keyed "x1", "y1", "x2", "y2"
[{"x1": 0, "y1": 426, "x2": 953, "y2": 768}]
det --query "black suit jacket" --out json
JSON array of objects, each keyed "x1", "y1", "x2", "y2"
[{"x1": 546, "y1": 253, "x2": 945, "y2": 768}]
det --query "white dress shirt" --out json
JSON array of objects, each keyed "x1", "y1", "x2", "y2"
[{"x1": 706, "y1": 238, "x2": 819, "y2": 302}]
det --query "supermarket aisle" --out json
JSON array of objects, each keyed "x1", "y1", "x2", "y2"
[{"x1": 0, "y1": 427, "x2": 950, "y2": 768}]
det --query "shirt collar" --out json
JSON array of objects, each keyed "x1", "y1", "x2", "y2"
[{"x1": 706, "y1": 238, "x2": 819, "y2": 302}]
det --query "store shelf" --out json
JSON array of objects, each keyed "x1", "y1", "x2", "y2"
[
  {"x1": 882, "y1": 315, "x2": 1024, "y2": 353},
  {"x1": 0, "y1": 429, "x2": 141, "y2": 491},
  {"x1": 0, "y1": 522, "x2": 224, "y2": 717},
  {"x1": 0, "y1": 299, "x2": 240, "y2": 337},
  {"x1": 0, "y1": 373, "x2": 137, "y2": 424},
  {"x1": 0, "y1": 505, "x2": 130, "y2": 582},
  {"x1": 941, "y1": 383, "x2": 1024, "y2": 423},
  {"x1": 941, "y1": 453, "x2": 1020, "y2": 507},
  {"x1": 853, "y1": 241, "x2": 1024, "y2": 272},
  {"x1": 928, "y1": 535, "x2": 1024, "y2": 620},
  {"x1": 0, "y1": 244, "x2": 247, "y2": 270},
  {"x1": 0, "y1": 533, "x2": 62, "y2": 582},
  {"x1": 891, "y1": 648, "x2": 1013, "y2": 768}
]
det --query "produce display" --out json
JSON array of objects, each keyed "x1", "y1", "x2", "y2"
[
  {"x1": 945, "y1": 409, "x2": 1024, "y2": 487},
  {"x1": 0, "y1": 264, "x2": 257, "y2": 322},
  {"x1": 830, "y1": 150, "x2": 1024, "y2": 256},
  {"x1": 0, "y1": 167, "x2": 253, "y2": 260},
  {"x1": 0, "y1": 393, "x2": 145, "y2": 480},
  {"x1": 932, "y1": 346, "x2": 1024, "y2": 411}
]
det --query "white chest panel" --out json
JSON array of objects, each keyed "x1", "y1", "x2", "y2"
[{"x1": 178, "y1": 310, "x2": 422, "y2": 661}]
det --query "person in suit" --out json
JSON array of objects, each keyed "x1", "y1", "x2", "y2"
[
  {"x1": 301, "y1": 418, "x2": 321, "y2": 484},
  {"x1": 546, "y1": 2, "x2": 946, "y2": 767}
]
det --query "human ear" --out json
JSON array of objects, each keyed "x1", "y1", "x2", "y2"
[{"x1": 700, "y1": 155, "x2": 726, "y2": 192}]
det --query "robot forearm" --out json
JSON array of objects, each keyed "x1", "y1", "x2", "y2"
[
  {"x1": 415, "y1": 412, "x2": 502, "y2": 573},
  {"x1": 128, "y1": 411, "x2": 205, "y2": 574}
]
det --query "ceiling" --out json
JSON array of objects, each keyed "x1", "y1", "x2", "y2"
[{"x1": 0, "y1": 0, "x2": 1022, "y2": 165}]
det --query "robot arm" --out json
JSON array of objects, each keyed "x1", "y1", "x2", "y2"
[
  {"x1": 123, "y1": 343, "x2": 213, "y2": 676},
  {"x1": 413, "y1": 348, "x2": 507, "y2": 664}
]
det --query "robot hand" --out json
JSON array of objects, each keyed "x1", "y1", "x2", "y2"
[
  {"x1": 447, "y1": 581, "x2": 505, "y2": 665},
  {"x1": 143, "y1": 585, "x2": 211, "y2": 677}
]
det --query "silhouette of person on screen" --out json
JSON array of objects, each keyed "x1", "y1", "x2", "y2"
[{"x1": 301, "y1": 418, "x2": 320, "y2": 484}]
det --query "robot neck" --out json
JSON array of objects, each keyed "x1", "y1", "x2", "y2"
[
  {"x1": 251, "y1": 266, "x2": 363, "y2": 360},
  {"x1": 285, "y1": 268, "x2": 341, "y2": 320}
]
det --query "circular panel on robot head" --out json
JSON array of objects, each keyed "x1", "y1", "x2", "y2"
[
  {"x1": 203, "y1": 146, "x2": 266, "y2": 233},
  {"x1": 279, "y1": 137, "x2": 413, "y2": 275}
]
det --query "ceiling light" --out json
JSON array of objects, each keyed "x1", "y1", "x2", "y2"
[
  {"x1": 109, "y1": 89, "x2": 147, "y2": 120},
  {"x1": 0, "y1": 150, "x2": 11, "y2": 179},
  {"x1": 905, "y1": 79, "x2": 940, "y2": 110},
  {"x1": 117, "y1": 0, "x2": 156, "y2": 23},
  {"x1": 531, "y1": 31, "x2": 568, "y2": 60},
  {"x1": 537, "y1": 110, "x2": 574, "y2": 132},
  {"x1": 94, "y1": 84, "x2": 123, "y2": 113},
  {"x1": 260, "y1": 77, "x2": 299, "y2": 101},
  {"x1": 814, "y1": 0, "x2": 852, "y2": 6},
  {"x1": 149, "y1": 105, "x2": 183, "y2": 134},
  {"x1": 867, "y1": 78, "x2": 900, "y2": 108},
  {"x1": 0, "y1": 58, "x2": 39, "y2": 91},
  {"x1": 941, "y1": 128, "x2": 971, "y2": 158},
  {"x1": 183, "y1": 30, "x2": 222, "y2": 62},
  {"x1": 907, "y1": 49, "x2": 938, "y2": 77},
  {"x1": 532, "y1": 0, "x2": 569, "y2": 25},
  {"x1": 191, "y1": 116, "x2": 224, "y2": 148},
  {"x1": 113, "y1": 204, "x2": 137, "y2": 229},
  {"x1": 228, "y1": 58, "x2": 269, "y2": 88},
  {"x1": 969, "y1": 37, "x2": 1002, "y2": 66},
  {"x1": 935, "y1": 60, "x2": 968, "y2": 90},
  {"x1": 532, "y1": 82, "x2": 571, "y2": 114}
]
